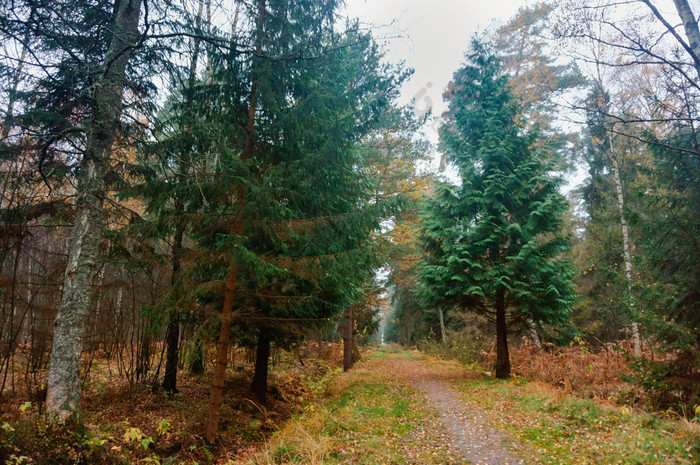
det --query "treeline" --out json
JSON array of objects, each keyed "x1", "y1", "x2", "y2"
[
  {"x1": 0, "y1": 0, "x2": 429, "y2": 441},
  {"x1": 1, "y1": 0, "x2": 698, "y2": 442},
  {"x1": 387, "y1": 1, "x2": 699, "y2": 409}
]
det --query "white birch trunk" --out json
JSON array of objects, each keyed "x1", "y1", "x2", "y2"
[
  {"x1": 611, "y1": 156, "x2": 641, "y2": 357},
  {"x1": 45, "y1": 0, "x2": 143, "y2": 420},
  {"x1": 527, "y1": 318, "x2": 542, "y2": 348},
  {"x1": 673, "y1": 0, "x2": 700, "y2": 76}
]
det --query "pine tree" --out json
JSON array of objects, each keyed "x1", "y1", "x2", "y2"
[{"x1": 419, "y1": 39, "x2": 576, "y2": 378}]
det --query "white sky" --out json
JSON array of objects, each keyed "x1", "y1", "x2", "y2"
[{"x1": 342, "y1": 0, "x2": 536, "y2": 146}]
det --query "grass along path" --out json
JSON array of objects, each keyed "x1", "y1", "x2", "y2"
[
  {"x1": 247, "y1": 346, "x2": 700, "y2": 464},
  {"x1": 248, "y1": 346, "x2": 465, "y2": 464}
]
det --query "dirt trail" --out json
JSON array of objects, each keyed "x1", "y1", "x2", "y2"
[{"x1": 386, "y1": 356, "x2": 524, "y2": 465}]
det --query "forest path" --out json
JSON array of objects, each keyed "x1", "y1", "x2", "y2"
[{"x1": 381, "y1": 351, "x2": 524, "y2": 465}]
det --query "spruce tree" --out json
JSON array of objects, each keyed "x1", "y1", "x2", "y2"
[
  {"x1": 419, "y1": 39, "x2": 576, "y2": 378},
  {"x1": 191, "y1": 0, "x2": 407, "y2": 440}
]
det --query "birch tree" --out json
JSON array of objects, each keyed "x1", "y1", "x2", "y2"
[{"x1": 45, "y1": 0, "x2": 144, "y2": 420}]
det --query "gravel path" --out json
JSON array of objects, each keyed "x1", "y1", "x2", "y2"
[
  {"x1": 413, "y1": 378, "x2": 524, "y2": 465},
  {"x1": 388, "y1": 357, "x2": 524, "y2": 465}
]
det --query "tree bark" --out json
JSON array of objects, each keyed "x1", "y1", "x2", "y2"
[
  {"x1": 673, "y1": 0, "x2": 700, "y2": 76},
  {"x1": 611, "y1": 156, "x2": 641, "y2": 356},
  {"x1": 204, "y1": 249, "x2": 240, "y2": 442},
  {"x1": 250, "y1": 328, "x2": 271, "y2": 403},
  {"x1": 343, "y1": 306, "x2": 353, "y2": 372},
  {"x1": 639, "y1": 0, "x2": 700, "y2": 78},
  {"x1": 527, "y1": 318, "x2": 542, "y2": 348},
  {"x1": 494, "y1": 287, "x2": 510, "y2": 379},
  {"x1": 438, "y1": 308, "x2": 447, "y2": 344},
  {"x1": 45, "y1": 0, "x2": 142, "y2": 421},
  {"x1": 162, "y1": 216, "x2": 185, "y2": 393}
]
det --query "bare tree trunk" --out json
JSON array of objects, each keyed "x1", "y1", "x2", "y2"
[
  {"x1": 527, "y1": 318, "x2": 542, "y2": 348},
  {"x1": 674, "y1": 0, "x2": 700, "y2": 57},
  {"x1": 611, "y1": 156, "x2": 641, "y2": 356},
  {"x1": 640, "y1": 0, "x2": 700, "y2": 78},
  {"x1": 673, "y1": 0, "x2": 700, "y2": 76},
  {"x1": 162, "y1": 216, "x2": 185, "y2": 393},
  {"x1": 343, "y1": 306, "x2": 353, "y2": 372},
  {"x1": 438, "y1": 308, "x2": 447, "y2": 344},
  {"x1": 45, "y1": 0, "x2": 142, "y2": 421},
  {"x1": 251, "y1": 328, "x2": 271, "y2": 403},
  {"x1": 495, "y1": 287, "x2": 510, "y2": 379}
]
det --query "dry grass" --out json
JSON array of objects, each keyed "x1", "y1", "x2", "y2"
[{"x1": 246, "y1": 346, "x2": 466, "y2": 465}]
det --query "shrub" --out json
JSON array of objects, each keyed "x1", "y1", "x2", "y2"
[{"x1": 417, "y1": 327, "x2": 488, "y2": 369}]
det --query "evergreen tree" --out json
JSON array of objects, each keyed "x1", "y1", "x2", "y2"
[
  {"x1": 635, "y1": 129, "x2": 700, "y2": 348},
  {"x1": 186, "y1": 0, "x2": 408, "y2": 440},
  {"x1": 419, "y1": 39, "x2": 576, "y2": 378},
  {"x1": 573, "y1": 85, "x2": 643, "y2": 345},
  {"x1": 127, "y1": 0, "x2": 224, "y2": 393}
]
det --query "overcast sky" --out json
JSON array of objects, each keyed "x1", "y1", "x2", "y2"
[{"x1": 341, "y1": 0, "x2": 535, "y2": 144}]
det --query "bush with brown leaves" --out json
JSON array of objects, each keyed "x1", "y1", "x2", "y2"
[{"x1": 505, "y1": 340, "x2": 633, "y2": 402}]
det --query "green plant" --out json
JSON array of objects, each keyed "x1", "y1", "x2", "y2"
[
  {"x1": 123, "y1": 426, "x2": 155, "y2": 450},
  {"x1": 18, "y1": 402, "x2": 31, "y2": 414},
  {"x1": 155, "y1": 419, "x2": 172, "y2": 437}
]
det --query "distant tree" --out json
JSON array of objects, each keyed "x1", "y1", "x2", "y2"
[
  {"x1": 494, "y1": 3, "x2": 585, "y2": 135},
  {"x1": 419, "y1": 39, "x2": 576, "y2": 378}
]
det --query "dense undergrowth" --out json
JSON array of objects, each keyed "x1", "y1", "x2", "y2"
[{"x1": 0, "y1": 344, "x2": 343, "y2": 464}]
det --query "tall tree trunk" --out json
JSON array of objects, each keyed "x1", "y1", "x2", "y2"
[
  {"x1": 162, "y1": 214, "x2": 185, "y2": 393},
  {"x1": 494, "y1": 287, "x2": 510, "y2": 379},
  {"x1": 162, "y1": 0, "x2": 207, "y2": 392},
  {"x1": 673, "y1": 0, "x2": 700, "y2": 77},
  {"x1": 342, "y1": 306, "x2": 353, "y2": 371},
  {"x1": 251, "y1": 328, "x2": 271, "y2": 402},
  {"x1": 45, "y1": 0, "x2": 142, "y2": 421},
  {"x1": 641, "y1": 0, "x2": 700, "y2": 78},
  {"x1": 204, "y1": 0, "x2": 265, "y2": 442},
  {"x1": 611, "y1": 156, "x2": 641, "y2": 356},
  {"x1": 204, "y1": 258, "x2": 240, "y2": 441}
]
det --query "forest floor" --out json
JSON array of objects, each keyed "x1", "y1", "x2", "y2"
[
  {"x1": 250, "y1": 346, "x2": 700, "y2": 465},
  {"x1": 1, "y1": 345, "x2": 699, "y2": 464}
]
